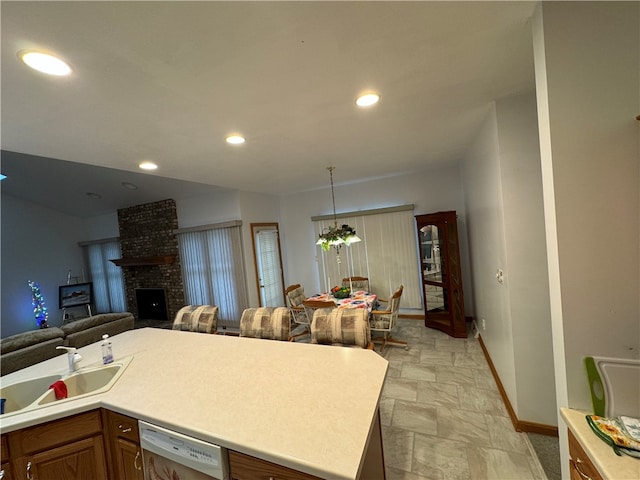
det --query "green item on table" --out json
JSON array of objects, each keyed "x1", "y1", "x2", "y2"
[{"x1": 332, "y1": 286, "x2": 350, "y2": 299}]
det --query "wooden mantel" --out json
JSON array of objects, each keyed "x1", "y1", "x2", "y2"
[{"x1": 110, "y1": 255, "x2": 177, "y2": 267}]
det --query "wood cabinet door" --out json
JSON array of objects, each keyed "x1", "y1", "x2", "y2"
[
  {"x1": 568, "y1": 430, "x2": 604, "y2": 480},
  {"x1": 1, "y1": 434, "x2": 14, "y2": 479},
  {"x1": 1, "y1": 461, "x2": 15, "y2": 480},
  {"x1": 18, "y1": 435, "x2": 107, "y2": 480},
  {"x1": 229, "y1": 450, "x2": 322, "y2": 480},
  {"x1": 416, "y1": 211, "x2": 466, "y2": 338},
  {"x1": 104, "y1": 409, "x2": 143, "y2": 480},
  {"x1": 113, "y1": 438, "x2": 144, "y2": 480}
]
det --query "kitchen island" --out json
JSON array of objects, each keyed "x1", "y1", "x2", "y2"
[{"x1": 0, "y1": 328, "x2": 389, "y2": 479}]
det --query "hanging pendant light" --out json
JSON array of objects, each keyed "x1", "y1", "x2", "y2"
[{"x1": 316, "y1": 166, "x2": 361, "y2": 252}]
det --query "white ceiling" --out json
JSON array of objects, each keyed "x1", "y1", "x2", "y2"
[{"x1": 1, "y1": 1, "x2": 537, "y2": 218}]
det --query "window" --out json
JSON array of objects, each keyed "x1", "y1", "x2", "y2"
[
  {"x1": 177, "y1": 222, "x2": 249, "y2": 328},
  {"x1": 83, "y1": 239, "x2": 127, "y2": 313},
  {"x1": 313, "y1": 206, "x2": 422, "y2": 309}
]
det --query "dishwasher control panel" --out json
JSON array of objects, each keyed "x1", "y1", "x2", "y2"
[{"x1": 139, "y1": 420, "x2": 229, "y2": 480}]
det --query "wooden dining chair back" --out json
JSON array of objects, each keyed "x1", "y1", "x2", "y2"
[
  {"x1": 369, "y1": 285, "x2": 407, "y2": 353},
  {"x1": 311, "y1": 308, "x2": 374, "y2": 349},
  {"x1": 342, "y1": 276, "x2": 370, "y2": 293},
  {"x1": 302, "y1": 299, "x2": 336, "y2": 331},
  {"x1": 285, "y1": 284, "x2": 311, "y2": 338},
  {"x1": 284, "y1": 284, "x2": 306, "y2": 307},
  {"x1": 240, "y1": 307, "x2": 291, "y2": 341}
]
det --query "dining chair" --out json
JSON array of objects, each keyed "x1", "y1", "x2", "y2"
[
  {"x1": 285, "y1": 284, "x2": 311, "y2": 338},
  {"x1": 369, "y1": 285, "x2": 407, "y2": 353},
  {"x1": 311, "y1": 307, "x2": 374, "y2": 349},
  {"x1": 172, "y1": 305, "x2": 219, "y2": 334},
  {"x1": 239, "y1": 307, "x2": 291, "y2": 341},
  {"x1": 302, "y1": 299, "x2": 337, "y2": 328},
  {"x1": 342, "y1": 276, "x2": 370, "y2": 292}
]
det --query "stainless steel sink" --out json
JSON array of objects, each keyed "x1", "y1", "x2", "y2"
[
  {"x1": 0, "y1": 374, "x2": 63, "y2": 414},
  {"x1": 0, "y1": 356, "x2": 133, "y2": 417}
]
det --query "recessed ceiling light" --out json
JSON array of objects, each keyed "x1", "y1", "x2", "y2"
[
  {"x1": 139, "y1": 161, "x2": 158, "y2": 171},
  {"x1": 226, "y1": 135, "x2": 245, "y2": 145},
  {"x1": 86, "y1": 192, "x2": 102, "y2": 199},
  {"x1": 19, "y1": 50, "x2": 72, "y2": 76},
  {"x1": 356, "y1": 93, "x2": 380, "y2": 107},
  {"x1": 121, "y1": 182, "x2": 138, "y2": 190}
]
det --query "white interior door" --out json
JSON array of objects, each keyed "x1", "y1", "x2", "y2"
[{"x1": 251, "y1": 223, "x2": 285, "y2": 307}]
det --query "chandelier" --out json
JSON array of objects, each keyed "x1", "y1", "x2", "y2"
[{"x1": 316, "y1": 166, "x2": 361, "y2": 252}]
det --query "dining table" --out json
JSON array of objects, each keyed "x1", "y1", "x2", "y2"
[{"x1": 308, "y1": 290, "x2": 379, "y2": 312}]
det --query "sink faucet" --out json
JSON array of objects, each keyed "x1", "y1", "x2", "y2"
[{"x1": 56, "y1": 346, "x2": 82, "y2": 373}]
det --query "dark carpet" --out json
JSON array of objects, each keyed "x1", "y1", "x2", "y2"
[{"x1": 527, "y1": 433, "x2": 561, "y2": 480}]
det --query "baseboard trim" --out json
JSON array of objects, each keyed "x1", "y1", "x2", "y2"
[
  {"x1": 477, "y1": 334, "x2": 558, "y2": 437},
  {"x1": 518, "y1": 420, "x2": 559, "y2": 436}
]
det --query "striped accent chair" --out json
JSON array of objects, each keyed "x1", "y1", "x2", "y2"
[
  {"x1": 240, "y1": 307, "x2": 291, "y2": 341},
  {"x1": 311, "y1": 307, "x2": 373, "y2": 349},
  {"x1": 172, "y1": 305, "x2": 219, "y2": 334}
]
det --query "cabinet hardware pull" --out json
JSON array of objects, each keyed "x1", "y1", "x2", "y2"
[
  {"x1": 571, "y1": 458, "x2": 593, "y2": 480},
  {"x1": 134, "y1": 451, "x2": 142, "y2": 470},
  {"x1": 0, "y1": 469, "x2": 4, "y2": 479},
  {"x1": 26, "y1": 461, "x2": 33, "y2": 480},
  {"x1": 118, "y1": 423, "x2": 132, "y2": 433}
]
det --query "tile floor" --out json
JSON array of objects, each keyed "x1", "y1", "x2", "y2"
[{"x1": 377, "y1": 319, "x2": 548, "y2": 480}]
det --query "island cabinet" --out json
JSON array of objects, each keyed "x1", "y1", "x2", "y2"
[
  {"x1": 229, "y1": 450, "x2": 323, "y2": 480},
  {"x1": 3, "y1": 409, "x2": 107, "y2": 480},
  {"x1": 229, "y1": 409, "x2": 385, "y2": 480},
  {"x1": 103, "y1": 409, "x2": 143, "y2": 480}
]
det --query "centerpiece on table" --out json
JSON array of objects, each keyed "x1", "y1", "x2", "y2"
[{"x1": 331, "y1": 286, "x2": 351, "y2": 299}]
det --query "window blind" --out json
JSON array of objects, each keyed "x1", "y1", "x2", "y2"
[
  {"x1": 255, "y1": 228, "x2": 284, "y2": 307},
  {"x1": 314, "y1": 208, "x2": 421, "y2": 309},
  {"x1": 84, "y1": 240, "x2": 127, "y2": 313},
  {"x1": 177, "y1": 224, "x2": 249, "y2": 328}
]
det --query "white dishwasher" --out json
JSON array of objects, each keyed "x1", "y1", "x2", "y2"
[{"x1": 138, "y1": 420, "x2": 229, "y2": 480}]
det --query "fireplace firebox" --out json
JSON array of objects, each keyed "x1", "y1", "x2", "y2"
[{"x1": 135, "y1": 288, "x2": 168, "y2": 321}]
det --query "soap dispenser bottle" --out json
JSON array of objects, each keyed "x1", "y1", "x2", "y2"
[{"x1": 101, "y1": 334, "x2": 113, "y2": 364}]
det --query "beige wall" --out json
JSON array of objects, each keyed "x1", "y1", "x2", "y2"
[
  {"x1": 533, "y1": 2, "x2": 640, "y2": 476},
  {"x1": 461, "y1": 92, "x2": 556, "y2": 426}
]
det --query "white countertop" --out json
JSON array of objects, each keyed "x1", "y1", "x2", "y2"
[
  {"x1": 0, "y1": 328, "x2": 389, "y2": 479},
  {"x1": 561, "y1": 407, "x2": 640, "y2": 479}
]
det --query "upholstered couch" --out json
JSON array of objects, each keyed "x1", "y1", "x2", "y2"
[{"x1": 1, "y1": 312, "x2": 135, "y2": 376}]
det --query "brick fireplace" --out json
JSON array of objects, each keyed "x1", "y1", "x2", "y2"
[{"x1": 113, "y1": 199, "x2": 185, "y2": 321}]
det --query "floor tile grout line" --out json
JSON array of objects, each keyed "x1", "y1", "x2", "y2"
[{"x1": 382, "y1": 319, "x2": 547, "y2": 480}]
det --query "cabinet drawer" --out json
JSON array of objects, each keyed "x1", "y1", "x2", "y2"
[
  {"x1": 568, "y1": 430, "x2": 604, "y2": 480},
  {"x1": 229, "y1": 450, "x2": 322, "y2": 480},
  {"x1": 105, "y1": 409, "x2": 140, "y2": 442},
  {"x1": 9, "y1": 410, "x2": 103, "y2": 456}
]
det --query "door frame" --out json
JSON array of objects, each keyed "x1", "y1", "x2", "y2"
[{"x1": 250, "y1": 223, "x2": 286, "y2": 307}]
